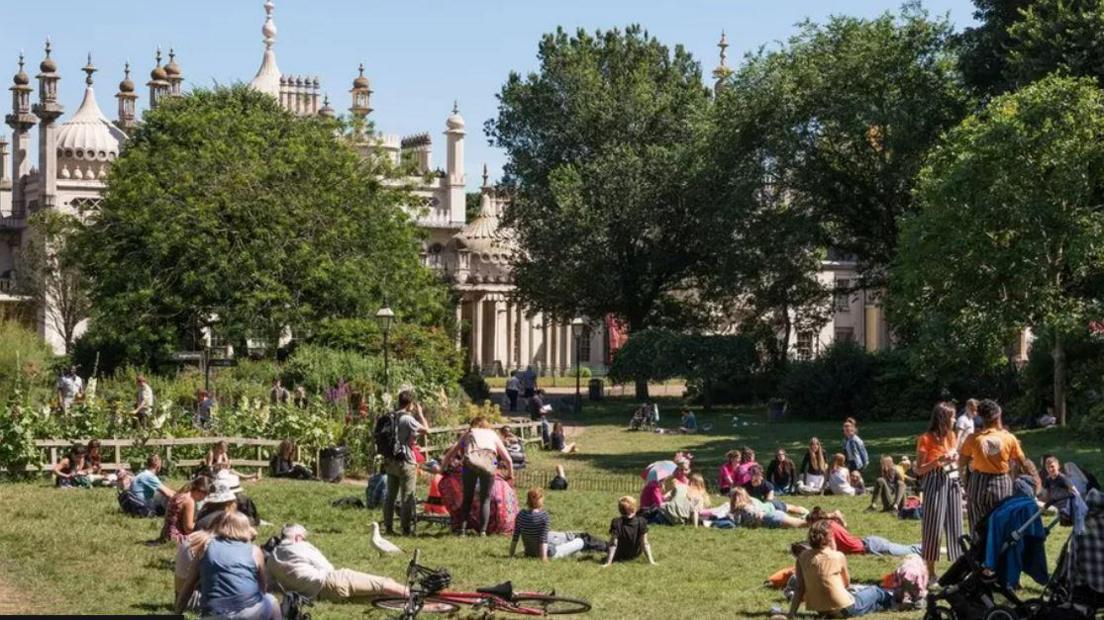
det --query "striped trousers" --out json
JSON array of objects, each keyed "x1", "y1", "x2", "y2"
[
  {"x1": 920, "y1": 468, "x2": 963, "y2": 563},
  {"x1": 966, "y1": 470, "x2": 1013, "y2": 533}
]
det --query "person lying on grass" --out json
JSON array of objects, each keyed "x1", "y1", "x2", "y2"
[
  {"x1": 510, "y1": 487, "x2": 593, "y2": 561},
  {"x1": 805, "y1": 507, "x2": 921, "y2": 557},
  {"x1": 729, "y1": 487, "x2": 809, "y2": 529},
  {"x1": 785, "y1": 520, "x2": 894, "y2": 619},
  {"x1": 267, "y1": 523, "x2": 409, "y2": 602},
  {"x1": 743, "y1": 465, "x2": 809, "y2": 519},
  {"x1": 603, "y1": 496, "x2": 656, "y2": 567}
]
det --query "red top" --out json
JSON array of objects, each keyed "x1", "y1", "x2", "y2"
[{"x1": 829, "y1": 520, "x2": 865, "y2": 555}]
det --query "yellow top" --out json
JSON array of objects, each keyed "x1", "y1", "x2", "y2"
[
  {"x1": 961, "y1": 427, "x2": 1025, "y2": 475},
  {"x1": 796, "y1": 548, "x2": 855, "y2": 613}
]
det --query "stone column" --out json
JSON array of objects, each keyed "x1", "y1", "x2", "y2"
[
  {"x1": 519, "y1": 309, "x2": 531, "y2": 370},
  {"x1": 494, "y1": 297, "x2": 507, "y2": 374},
  {"x1": 560, "y1": 322, "x2": 571, "y2": 374},
  {"x1": 471, "y1": 296, "x2": 484, "y2": 372},
  {"x1": 505, "y1": 301, "x2": 514, "y2": 372},
  {"x1": 454, "y1": 302, "x2": 463, "y2": 348}
]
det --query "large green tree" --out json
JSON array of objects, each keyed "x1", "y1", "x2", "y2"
[
  {"x1": 1008, "y1": 0, "x2": 1104, "y2": 86},
  {"x1": 486, "y1": 26, "x2": 713, "y2": 398},
  {"x1": 957, "y1": 0, "x2": 1035, "y2": 96},
  {"x1": 73, "y1": 86, "x2": 449, "y2": 366},
  {"x1": 889, "y1": 76, "x2": 1104, "y2": 426},
  {"x1": 716, "y1": 7, "x2": 970, "y2": 280}
]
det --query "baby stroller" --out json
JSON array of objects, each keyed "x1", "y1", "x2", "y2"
[
  {"x1": 629, "y1": 403, "x2": 658, "y2": 432},
  {"x1": 924, "y1": 490, "x2": 1067, "y2": 620},
  {"x1": 1025, "y1": 488, "x2": 1104, "y2": 619}
]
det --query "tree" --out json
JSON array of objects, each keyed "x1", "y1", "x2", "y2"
[
  {"x1": 486, "y1": 26, "x2": 714, "y2": 398},
  {"x1": 957, "y1": 0, "x2": 1035, "y2": 97},
  {"x1": 1008, "y1": 0, "x2": 1104, "y2": 86},
  {"x1": 715, "y1": 6, "x2": 970, "y2": 279},
  {"x1": 15, "y1": 210, "x2": 91, "y2": 353},
  {"x1": 72, "y1": 86, "x2": 450, "y2": 366},
  {"x1": 889, "y1": 76, "x2": 1104, "y2": 426}
]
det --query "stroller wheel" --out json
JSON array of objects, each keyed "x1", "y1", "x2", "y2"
[
  {"x1": 983, "y1": 606, "x2": 1018, "y2": 620},
  {"x1": 1016, "y1": 599, "x2": 1045, "y2": 619},
  {"x1": 924, "y1": 605, "x2": 956, "y2": 620}
]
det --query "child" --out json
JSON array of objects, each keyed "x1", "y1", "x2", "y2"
[
  {"x1": 828, "y1": 454, "x2": 855, "y2": 496},
  {"x1": 603, "y1": 496, "x2": 656, "y2": 566},
  {"x1": 510, "y1": 488, "x2": 589, "y2": 561},
  {"x1": 550, "y1": 422, "x2": 577, "y2": 453}
]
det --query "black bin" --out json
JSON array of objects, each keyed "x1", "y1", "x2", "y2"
[
  {"x1": 319, "y1": 445, "x2": 347, "y2": 482},
  {"x1": 768, "y1": 400, "x2": 786, "y2": 423},
  {"x1": 588, "y1": 378, "x2": 604, "y2": 401}
]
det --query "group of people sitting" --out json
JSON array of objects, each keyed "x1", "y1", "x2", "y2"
[{"x1": 628, "y1": 403, "x2": 699, "y2": 434}]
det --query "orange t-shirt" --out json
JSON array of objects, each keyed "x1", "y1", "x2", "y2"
[
  {"x1": 961, "y1": 427, "x2": 1025, "y2": 475},
  {"x1": 915, "y1": 431, "x2": 957, "y2": 474}
]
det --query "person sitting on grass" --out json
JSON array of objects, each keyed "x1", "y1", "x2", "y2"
[
  {"x1": 269, "y1": 439, "x2": 313, "y2": 480},
  {"x1": 175, "y1": 511, "x2": 279, "y2": 619},
  {"x1": 132, "y1": 454, "x2": 177, "y2": 515},
  {"x1": 157, "y1": 476, "x2": 211, "y2": 545},
  {"x1": 867, "y1": 455, "x2": 908, "y2": 513},
  {"x1": 827, "y1": 453, "x2": 856, "y2": 496},
  {"x1": 501, "y1": 428, "x2": 527, "y2": 469},
  {"x1": 766, "y1": 448, "x2": 797, "y2": 495},
  {"x1": 86, "y1": 439, "x2": 103, "y2": 477},
  {"x1": 805, "y1": 507, "x2": 921, "y2": 557},
  {"x1": 729, "y1": 487, "x2": 809, "y2": 529},
  {"x1": 679, "y1": 409, "x2": 697, "y2": 434},
  {"x1": 797, "y1": 437, "x2": 829, "y2": 495},
  {"x1": 510, "y1": 488, "x2": 592, "y2": 561},
  {"x1": 785, "y1": 520, "x2": 894, "y2": 619},
  {"x1": 196, "y1": 470, "x2": 262, "y2": 528},
  {"x1": 743, "y1": 465, "x2": 809, "y2": 518},
  {"x1": 849, "y1": 470, "x2": 866, "y2": 496},
  {"x1": 639, "y1": 477, "x2": 664, "y2": 515},
  {"x1": 53, "y1": 443, "x2": 91, "y2": 488},
  {"x1": 267, "y1": 523, "x2": 409, "y2": 602},
  {"x1": 718, "y1": 450, "x2": 741, "y2": 496},
  {"x1": 602, "y1": 496, "x2": 656, "y2": 567},
  {"x1": 650, "y1": 476, "x2": 699, "y2": 526},
  {"x1": 549, "y1": 422, "x2": 577, "y2": 453}
]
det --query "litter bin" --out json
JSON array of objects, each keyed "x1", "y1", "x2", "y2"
[
  {"x1": 588, "y1": 378, "x2": 604, "y2": 401},
  {"x1": 319, "y1": 445, "x2": 347, "y2": 483},
  {"x1": 767, "y1": 399, "x2": 786, "y2": 423}
]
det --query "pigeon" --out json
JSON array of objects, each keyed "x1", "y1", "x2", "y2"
[{"x1": 371, "y1": 521, "x2": 402, "y2": 557}]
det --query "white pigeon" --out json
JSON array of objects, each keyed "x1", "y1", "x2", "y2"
[{"x1": 371, "y1": 522, "x2": 402, "y2": 557}]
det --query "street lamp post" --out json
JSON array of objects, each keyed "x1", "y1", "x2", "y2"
[
  {"x1": 571, "y1": 317, "x2": 585, "y2": 415},
  {"x1": 376, "y1": 306, "x2": 395, "y2": 395}
]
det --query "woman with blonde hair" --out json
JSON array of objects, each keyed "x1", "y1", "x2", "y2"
[
  {"x1": 729, "y1": 487, "x2": 808, "y2": 529},
  {"x1": 828, "y1": 454, "x2": 856, "y2": 496},
  {"x1": 797, "y1": 438, "x2": 828, "y2": 495},
  {"x1": 686, "y1": 473, "x2": 712, "y2": 518},
  {"x1": 174, "y1": 511, "x2": 279, "y2": 618}
]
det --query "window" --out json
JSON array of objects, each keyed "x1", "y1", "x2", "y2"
[
  {"x1": 834, "y1": 279, "x2": 851, "y2": 313},
  {"x1": 795, "y1": 331, "x2": 814, "y2": 360},
  {"x1": 835, "y1": 327, "x2": 855, "y2": 344},
  {"x1": 576, "y1": 326, "x2": 592, "y2": 363}
]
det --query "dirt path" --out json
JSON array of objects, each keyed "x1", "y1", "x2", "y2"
[{"x1": 0, "y1": 565, "x2": 33, "y2": 614}]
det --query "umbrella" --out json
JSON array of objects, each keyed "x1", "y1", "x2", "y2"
[{"x1": 641, "y1": 460, "x2": 677, "y2": 483}]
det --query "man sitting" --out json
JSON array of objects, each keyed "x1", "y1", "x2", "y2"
[
  {"x1": 124, "y1": 454, "x2": 176, "y2": 516},
  {"x1": 267, "y1": 524, "x2": 408, "y2": 602}
]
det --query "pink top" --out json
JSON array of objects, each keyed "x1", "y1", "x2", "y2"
[
  {"x1": 733, "y1": 462, "x2": 756, "y2": 488},
  {"x1": 719, "y1": 462, "x2": 738, "y2": 491},
  {"x1": 640, "y1": 480, "x2": 664, "y2": 509}
]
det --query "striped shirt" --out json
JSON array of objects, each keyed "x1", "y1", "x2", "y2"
[{"x1": 512, "y1": 509, "x2": 550, "y2": 557}]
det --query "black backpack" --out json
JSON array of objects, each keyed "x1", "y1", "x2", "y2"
[{"x1": 373, "y1": 411, "x2": 402, "y2": 460}]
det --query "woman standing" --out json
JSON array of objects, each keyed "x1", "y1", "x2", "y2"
[
  {"x1": 916, "y1": 402, "x2": 962, "y2": 577},
  {"x1": 443, "y1": 417, "x2": 514, "y2": 536},
  {"x1": 959, "y1": 399, "x2": 1026, "y2": 532}
]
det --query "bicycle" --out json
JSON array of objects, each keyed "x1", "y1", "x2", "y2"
[{"x1": 371, "y1": 549, "x2": 591, "y2": 618}]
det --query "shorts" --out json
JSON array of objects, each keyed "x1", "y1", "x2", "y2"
[
  {"x1": 320, "y1": 568, "x2": 394, "y2": 601},
  {"x1": 762, "y1": 511, "x2": 787, "y2": 529}
]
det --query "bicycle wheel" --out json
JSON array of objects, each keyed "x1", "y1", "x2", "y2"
[
  {"x1": 511, "y1": 595, "x2": 592, "y2": 615},
  {"x1": 371, "y1": 596, "x2": 460, "y2": 614}
]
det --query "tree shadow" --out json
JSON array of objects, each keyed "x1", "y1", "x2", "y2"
[
  {"x1": 131, "y1": 601, "x2": 175, "y2": 613},
  {"x1": 145, "y1": 557, "x2": 174, "y2": 571}
]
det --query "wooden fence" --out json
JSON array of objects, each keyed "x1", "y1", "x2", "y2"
[{"x1": 22, "y1": 419, "x2": 545, "y2": 475}]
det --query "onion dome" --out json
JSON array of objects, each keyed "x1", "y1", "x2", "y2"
[
  {"x1": 318, "y1": 94, "x2": 335, "y2": 118},
  {"x1": 56, "y1": 58, "x2": 127, "y2": 163},
  {"x1": 39, "y1": 40, "x2": 57, "y2": 73},
  {"x1": 353, "y1": 64, "x2": 370, "y2": 89},
  {"x1": 118, "y1": 62, "x2": 135, "y2": 93},
  {"x1": 150, "y1": 47, "x2": 168, "y2": 82},
  {"x1": 446, "y1": 100, "x2": 465, "y2": 130},
  {"x1": 13, "y1": 53, "x2": 30, "y2": 86},
  {"x1": 164, "y1": 48, "x2": 181, "y2": 77},
  {"x1": 451, "y1": 183, "x2": 515, "y2": 283}
]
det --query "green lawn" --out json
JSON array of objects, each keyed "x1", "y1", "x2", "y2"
[{"x1": 0, "y1": 399, "x2": 1095, "y2": 619}]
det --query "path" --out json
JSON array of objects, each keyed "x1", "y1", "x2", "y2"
[{"x1": 0, "y1": 564, "x2": 33, "y2": 614}]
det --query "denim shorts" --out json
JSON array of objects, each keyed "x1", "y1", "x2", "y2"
[{"x1": 762, "y1": 511, "x2": 786, "y2": 528}]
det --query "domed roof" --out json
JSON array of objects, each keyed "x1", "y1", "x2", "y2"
[
  {"x1": 56, "y1": 84, "x2": 127, "y2": 162},
  {"x1": 119, "y1": 63, "x2": 135, "y2": 93},
  {"x1": 164, "y1": 49, "x2": 181, "y2": 77},
  {"x1": 13, "y1": 54, "x2": 29, "y2": 86},
  {"x1": 446, "y1": 101, "x2": 465, "y2": 131},
  {"x1": 39, "y1": 43, "x2": 57, "y2": 73},
  {"x1": 352, "y1": 64, "x2": 370, "y2": 90},
  {"x1": 150, "y1": 64, "x2": 168, "y2": 81},
  {"x1": 452, "y1": 191, "x2": 514, "y2": 258}
]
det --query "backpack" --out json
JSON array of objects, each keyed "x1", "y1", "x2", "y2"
[
  {"x1": 117, "y1": 490, "x2": 154, "y2": 517},
  {"x1": 373, "y1": 412, "x2": 403, "y2": 460},
  {"x1": 898, "y1": 496, "x2": 923, "y2": 520}
]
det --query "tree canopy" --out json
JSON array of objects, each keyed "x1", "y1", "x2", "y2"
[
  {"x1": 72, "y1": 85, "x2": 450, "y2": 366},
  {"x1": 889, "y1": 75, "x2": 1104, "y2": 425},
  {"x1": 957, "y1": 0, "x2": 1035, "y2": 97},
  {"x1": 1008, "y1": 0, "x2": 1104, "y2": 86}
]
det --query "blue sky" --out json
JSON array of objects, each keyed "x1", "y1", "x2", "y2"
[{"x1": 1, "y1": 1, "x2": 977, "y2": 187}]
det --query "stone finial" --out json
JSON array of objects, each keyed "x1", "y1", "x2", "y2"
[
  {"x1": 39, "y1": 38, "x2": 58, "y2": 73},
  {"x1": 482, "y1": 163, "x2": 489, "y2": 188},
  {"x1": 262, "y1": 0, "x2": 277, "y2": 50},
  {"x1": 452, "y1": 99, "x2": 459, "y2": 115},
  {"x1": 718, "y1": 31, "x2": 728, "y2": 69},
  {"x1": 82, "y1": 53, "x2": 96, "y2": 85}
]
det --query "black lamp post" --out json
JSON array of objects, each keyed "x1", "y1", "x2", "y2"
[
  {"x1": 376, "y1": 306, "x2": 395, "y2": 394},
  {"x1": 571, "y1": 317, "x2": 585, "y2": 415}
]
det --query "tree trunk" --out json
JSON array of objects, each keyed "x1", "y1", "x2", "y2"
[
  {"x1": 1053, "y1": 329, "x2": 1067, "y2": 426},
  {"x1": 635, "y1": 377, "x2": 650, "y2": 401}
]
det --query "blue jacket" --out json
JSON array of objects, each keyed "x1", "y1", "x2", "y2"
[
  {"x1": 984, "y1": 495, "x2": 1049, "y2": 588},
  {"x1": 843, "y1": 435, "x2": 868, "y2": 471}
]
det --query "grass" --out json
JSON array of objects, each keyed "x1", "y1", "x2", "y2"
[{"x1": 0, "y1": 398, "x2": 1097, "y2": 619}]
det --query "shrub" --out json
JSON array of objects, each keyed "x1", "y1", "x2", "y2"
[
  {"x1": 0, "y1": 321, "x2": 56, "y2": 398},
  {"x1": 460, "y1": 370, "x2": 491, "y2": 403},
  {"x1": 567, "y1": 365, "x2": 592, "y2": 379}
]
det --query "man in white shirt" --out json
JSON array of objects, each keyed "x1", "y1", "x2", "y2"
[
  {"x1": 955, "y1": 398, "x2": 979, "y2": 450},
  {"x1": 267, "y1": 524, "x2": 408, "y2": 601},
  {"x1": 56, "y1": 366, "x2": 84, "y2": 413},
  {"x1": 133, "y1": 375, "x2": 154, "y2": 428}
]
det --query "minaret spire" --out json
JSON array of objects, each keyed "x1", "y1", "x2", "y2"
[
  {"x1": 482, "y1": 163, "x2": 489, "y2": 188},
  {"x1": 712, "y1": 31, "x2": 733, "y2": 95},
  {"x1": 250, "y1": 0, "x2": 282, "y2": 98},
  {"x1": 82, "y1": 52, "x2": 96, "y2": 86}
]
